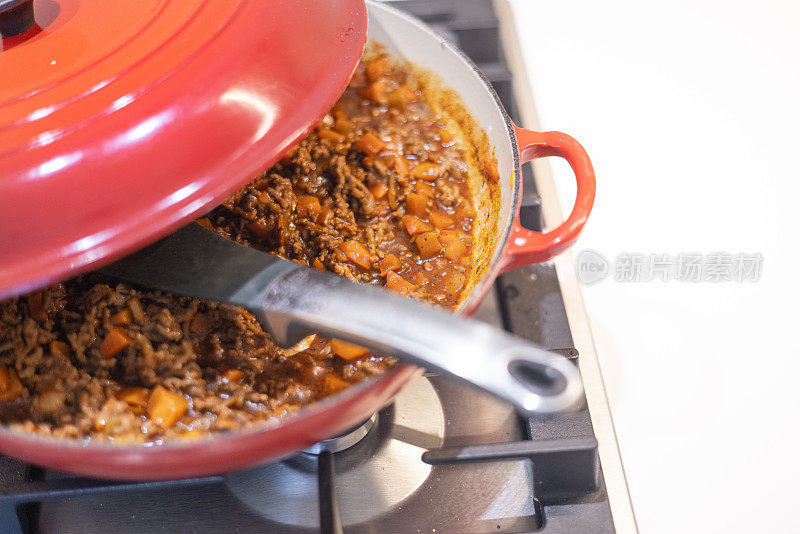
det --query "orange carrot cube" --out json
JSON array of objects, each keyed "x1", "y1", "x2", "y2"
[
  {"x1": 318, "y1": 129, "x2": 345, "y2": 142},
  {"x1": 111, "y1": 309, "x2": 132, "y2": 326},
  {"x1": 0, "y1": 366, "x2": 24, "y2": 402},
  {"x1": 393, "y1": 155, "x2": 409, "y2": 177},
  {"x1": 386, "y1": 271, "x2": 417, "y2": 296},
  {"x1": 338, "y1": 240, "x2": 373, "y2": 270},
  {"x1": 429, "y1": 211, "x2": 455, "y2": 229},
  {"x1": 330, "y1": 339, "x2": 370, "y2": 360},
  {"x1": 405, "y1": 192, "x2": 429, "y2": 218},
  {"x1": 411, "y1": 163, "x2": 441, "y2": 181},
  {"x1": 365, "y1": 58, "x2": 387, "y2": 83},
  {"x1": 117, "y1": 387, "x2": 149, "y2": 409},
  {"x1": 401, "y1": 215, "x2": 433, "y2": 236},
  {"x1": 415, "y1": 232, "x2": 442, "y2": 259},
  {"x1": 147, "y1": 386, "x2": 188, "y2": 428},
  {"x1": 356, "y1": 133, "x2": 386, "y2": 156},
  {"x1": 100, "y1": 328, "x2": 132, "y2": 358},
  {"x1": 369, "y1": 182, "x2": 388, "y2": 200},
  {"x1": 296, "y1": 195, "x2": 322, "y2": 218},
  {"x1": 379, "y1": 253, "x2": 401, "y2": 275},
  {"x1": 443, "y1": 239, "x2": 468, "y2": 260}
]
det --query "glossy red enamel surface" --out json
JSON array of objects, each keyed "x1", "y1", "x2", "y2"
[
  {"x1": 500, "y1": 126, "x2": 596, "y2": 272},
  {"x1": 0, "y1": 0, "x2": 367, "y2": 300}
]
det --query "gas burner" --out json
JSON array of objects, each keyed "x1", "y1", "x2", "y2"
[
  {"x1": 225, "y1": 377, "x2": 445, "y2": 528},
  {"x1": 302, "y1": 413, "x2": 378, "y2": 455}
]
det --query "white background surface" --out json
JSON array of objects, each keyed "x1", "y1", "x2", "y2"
[{"x1": 508, "y1": 1, "x2": 800, "y2": 532}]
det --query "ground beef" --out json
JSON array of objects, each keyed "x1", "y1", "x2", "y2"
[{"x1": 0, "y1": 51, "x2": 477, "y2": 443}]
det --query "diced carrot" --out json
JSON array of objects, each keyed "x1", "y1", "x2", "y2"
[
  {"x1": 437, "y1": 230, "x2": 459, "y2": 245},
  {"x1": 332, "y1": 108, "x2": 347, "y2": 121},
  {"x1": 393, "y1": 155, "x2": 409, "y2": 177},
  {"x1": 412, "y1": 272, "x2": 430, "y2": 286},
  {"x1": 27, "y1": 292, "x2": 46, "y2": 323},
  {"x1": 356, "y1": 132, "x2": 386, "y2": 156},
  {"x1": 388, "y1": 86, "x2": 417, "y2": 109},
  {"x1": 411, "y1": 163, "x2": 441, "y2": 181},
  {"x1": 182, "y1": 428, "x2": 203, "y2": 440},
  {"x1": 147, "y1": 386, "x2": 188, "y2": 428},
  {"x1": 365, "y1": 58, "x2": 387, "y2": 83},
  {"x1": 378, "y1": 253, "x2": 401, "y2": 275},
  {"x1": 318, "y1": 129, "x2": 345, "y2": 142},
  {"x1": 333, "y1": 119, "x2": 352, "y2": 134},
  {"x1": 117, "y1": 387, "x2": 149, "y2": 409},
  {"x1": 401, "y1": 215, "x2": 433, "y2": 236},
  {"x1": 100, "y1": 327, "x2": 132, "y2": 358},
  {"x1": 386, "y1": 271, "x2": 417, "y2": 295},
  {"x1": 330, "y1": 339, "x2": 370, "y2": 360},
  {"x1": 405, "y1": 192, "x2": 429, "y2": 218},
  {"x1": 111, "y1": 308, "x2": 132, "y2": 326},
  {"x1": 195, "y1": 218, "x2": 214, "y2": 230},
  {"x1": 296, "y1": 195, "x2": 322, "y2": 218},
  {"x1": 317, "y1": 207, "x2": 334, "y2": 225},
  {"x1": 322, "y1": 374, "x2": 350, "y2": 395},
  {"x1": 369, "y1": 182, "x2": 388, "y2": 200},
  {"x1": 483, "y1": 158, "x2": 501, "y2": 182},
  {"x1": 50, "y1": 340, "x2": 70, "y2": 358},
  {"x1": 313, "y1": 258, "x2": 326, "y2": 270},
  {"x1": 362, "y1": 156, "x2": 374, "y2": 166},
  {"x1": 338, "y1": 240, "x2": 373, "y2": 270},
  {"x1": 429, "y1": 211, "x2": 455, "y2": 229},
  {"x1": 414, "y1": 182, "x2": 435, "y2": 197},
  {"x1": 223, "y1": 369, "x2": 244, "y2": 383},
  {"x1": 443, "y1": 271, "x2": 467, "y2": 294},
  {"x1": 443, "y1": 239, "x2": 468, "y2": 260},
  {"x1": 0, "y1": 366, "x2": 24, "y2": 402},
  {"x1": 439, "y1": 128, "x2": 453, "y2": 143},
  {"x1": 455, "y1": 201, "x2": 476, "y2": 219},
  {"x1": 360, "y1": 81, "x2": 387, "y2": 104},
  {"x1": 415, "y1": 232, "x2": 442, "y2": 259}
]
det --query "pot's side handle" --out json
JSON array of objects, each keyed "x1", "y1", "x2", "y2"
[{"x1": 500, "y1": 126, "x2": 596, "y2": 272}]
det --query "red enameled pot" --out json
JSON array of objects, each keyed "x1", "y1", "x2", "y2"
[{"x1": 0, "y1": 1, "x2": 594, "y2": 479}]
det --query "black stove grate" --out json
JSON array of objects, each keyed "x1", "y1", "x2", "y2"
[{"x1": 0, "y1": 2, "x2": 615, "y2": 532}]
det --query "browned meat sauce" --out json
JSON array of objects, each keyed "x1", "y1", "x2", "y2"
[
  {"x1": 0, "y1": 53, "x2": 476, "y2": 443},
  {"x1": 209, "y1": 54, "x2": 475, "y2": 305}
]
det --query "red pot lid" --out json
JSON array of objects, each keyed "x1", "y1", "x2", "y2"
[{"x1": 0, "y1": 0, "x2": 367, "y2": 299}]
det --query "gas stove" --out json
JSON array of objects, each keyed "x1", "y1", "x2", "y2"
[{"x1": 0, "y1": 1, "x2": 634, "y2": 532}]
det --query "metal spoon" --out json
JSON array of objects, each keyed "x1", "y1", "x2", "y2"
[{"x1": 99, "y1": 223, "x2": 583, "y2": 415}]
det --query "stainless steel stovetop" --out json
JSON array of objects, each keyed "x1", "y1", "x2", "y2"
[{"x1": 0, "y1": 1, "x2": 635, "y2": 532}]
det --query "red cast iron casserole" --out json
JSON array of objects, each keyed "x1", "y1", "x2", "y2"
[{"x1": 0, "y1": 1, "x2": 594, "y2": 479}]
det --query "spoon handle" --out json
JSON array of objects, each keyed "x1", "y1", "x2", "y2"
[
  {"x1": 102, "y1": 223, "x2": 584, "y2": 415},
  {"x1": 238, "y1": 262, "x2": 584, "y2": 415}
]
